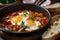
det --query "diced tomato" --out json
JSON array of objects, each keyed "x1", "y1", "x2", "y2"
[
  {"x1": 12, "y1": 27, "x2": 17, "y2": 32},
  {"x1": 8, "y1": 25, "x2": 14, "y2": 28},
  {"x1": 16, "y1": 26, "x2": 21, "y2": 31},
  {"x1": 12, "y1": 26, "x2": 21, "y2": 32},
  {"x1": 6, "y1": 21, "x2": 12, "y2": 25},
  {"x1": 11, "y1": 12, "x2": 16, "y2": 16},
  {"x1": 38, "y1": 13, "x2": 43, "y2": 17},
  {"x1": 33, "y1": 13, "x2": 37, "y2": 17},
  {"x1": 39, "y1": 17, "x2": 47, "y2": 24},
  {"x1": 27, "y1": 17, "x2": 30, "y2": 20}
]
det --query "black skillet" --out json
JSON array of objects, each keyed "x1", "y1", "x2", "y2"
[{"x1": 0, "y1": 2, "x2": 51, "y2": 37}]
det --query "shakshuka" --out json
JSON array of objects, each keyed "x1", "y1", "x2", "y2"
[{"x1": 0, "y1": 10, "x2": 48, "y2": 32}]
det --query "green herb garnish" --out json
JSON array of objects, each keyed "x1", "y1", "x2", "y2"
[
  {"x1": 21, "y1": 21, "x2": 24, "y2": 26},
  {"x1": 0, "y1": 18, "x2": 6, "y2": 22},
  {"x1": 22, "y1": 26, "x2": 29, "y2": 30},
  {"x1": 21, "y1": 21, "x2": 29, "y2": 30},
  {"x1": 31, "y1": 16, "x2": 34, "y2": 21},
  {"x1": 15, "y1": 23, "x2": 18, "y2": 27},
  {"x1": 37, "y1": 16, "x2": 41, "y2": 18},
  {"x1": 24, "y1": 12, "x2": 28, "y2": 17}
]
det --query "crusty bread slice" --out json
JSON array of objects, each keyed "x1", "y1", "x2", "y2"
[
  {"x1": 42, "y1": 15, "x2": 60, "y2": 40},
  {"x1": 45, "y1": 3, "x2": 60, "y2": 8}
]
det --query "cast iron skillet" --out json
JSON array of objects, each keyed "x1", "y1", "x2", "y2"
[{"x1": 0, "y1": 4, "x2": 51, "y2": 36}]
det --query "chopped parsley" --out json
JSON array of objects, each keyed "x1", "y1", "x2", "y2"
[
  {"x1": 22, "y1": 26, "x2": 29, "y2": 30},
  {"x1": 21, "y1": 21, "x2": 24, "y2": 26},
  {"x1": 21, "y1": 21, "x2": 29, "y2": 30},
  {"x1": 15, "y1": 23, "x2": 18, "y2": 27},
  {"x1": 0, "y1": 18, "x2": 6, "y2": 22},
  {"x1": 37, "y1": 16, "x2": 41, "y2": 18},
  {"x1": 31, "y1": 16, "x2": 34, "y2": 21},
  {"x1": 24, "y1": 12, "x2": 28, "y2": 17}
]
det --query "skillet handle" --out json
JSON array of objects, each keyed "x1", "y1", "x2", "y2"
[
  {"x1": 20, "y1": 0, "x2": 46, "y2": 6},
  {"x1": 35, "y1": 0, "x2": 46, "y2": 6}
]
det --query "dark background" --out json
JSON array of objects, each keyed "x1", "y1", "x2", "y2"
[{"x1": 51, "y1": 0, "x2": 60, "y2": 3}]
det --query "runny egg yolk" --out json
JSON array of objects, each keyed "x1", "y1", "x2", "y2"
[
  {"x1": 11, "y1": 14, "x2": 24, "y2": 23},
  {"x1": 27, "y1": 20, "x2": 35, "y2": 26}
]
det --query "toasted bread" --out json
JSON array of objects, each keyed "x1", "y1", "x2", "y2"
[{"x1": 42, "y1": 15, "x2": 60, "y2": 40}]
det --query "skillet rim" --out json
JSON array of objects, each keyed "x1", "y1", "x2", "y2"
[{"x1": 0, "y1": 4, "x2": 51, "y2": 36}]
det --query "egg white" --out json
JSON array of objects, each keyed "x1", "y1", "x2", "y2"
[
  {"x1": 11, "y1": 12, "x2": 29, "y2": 25},
  {"x1": 25, "y1": 21, "x2": 41, "y2": 31}
]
